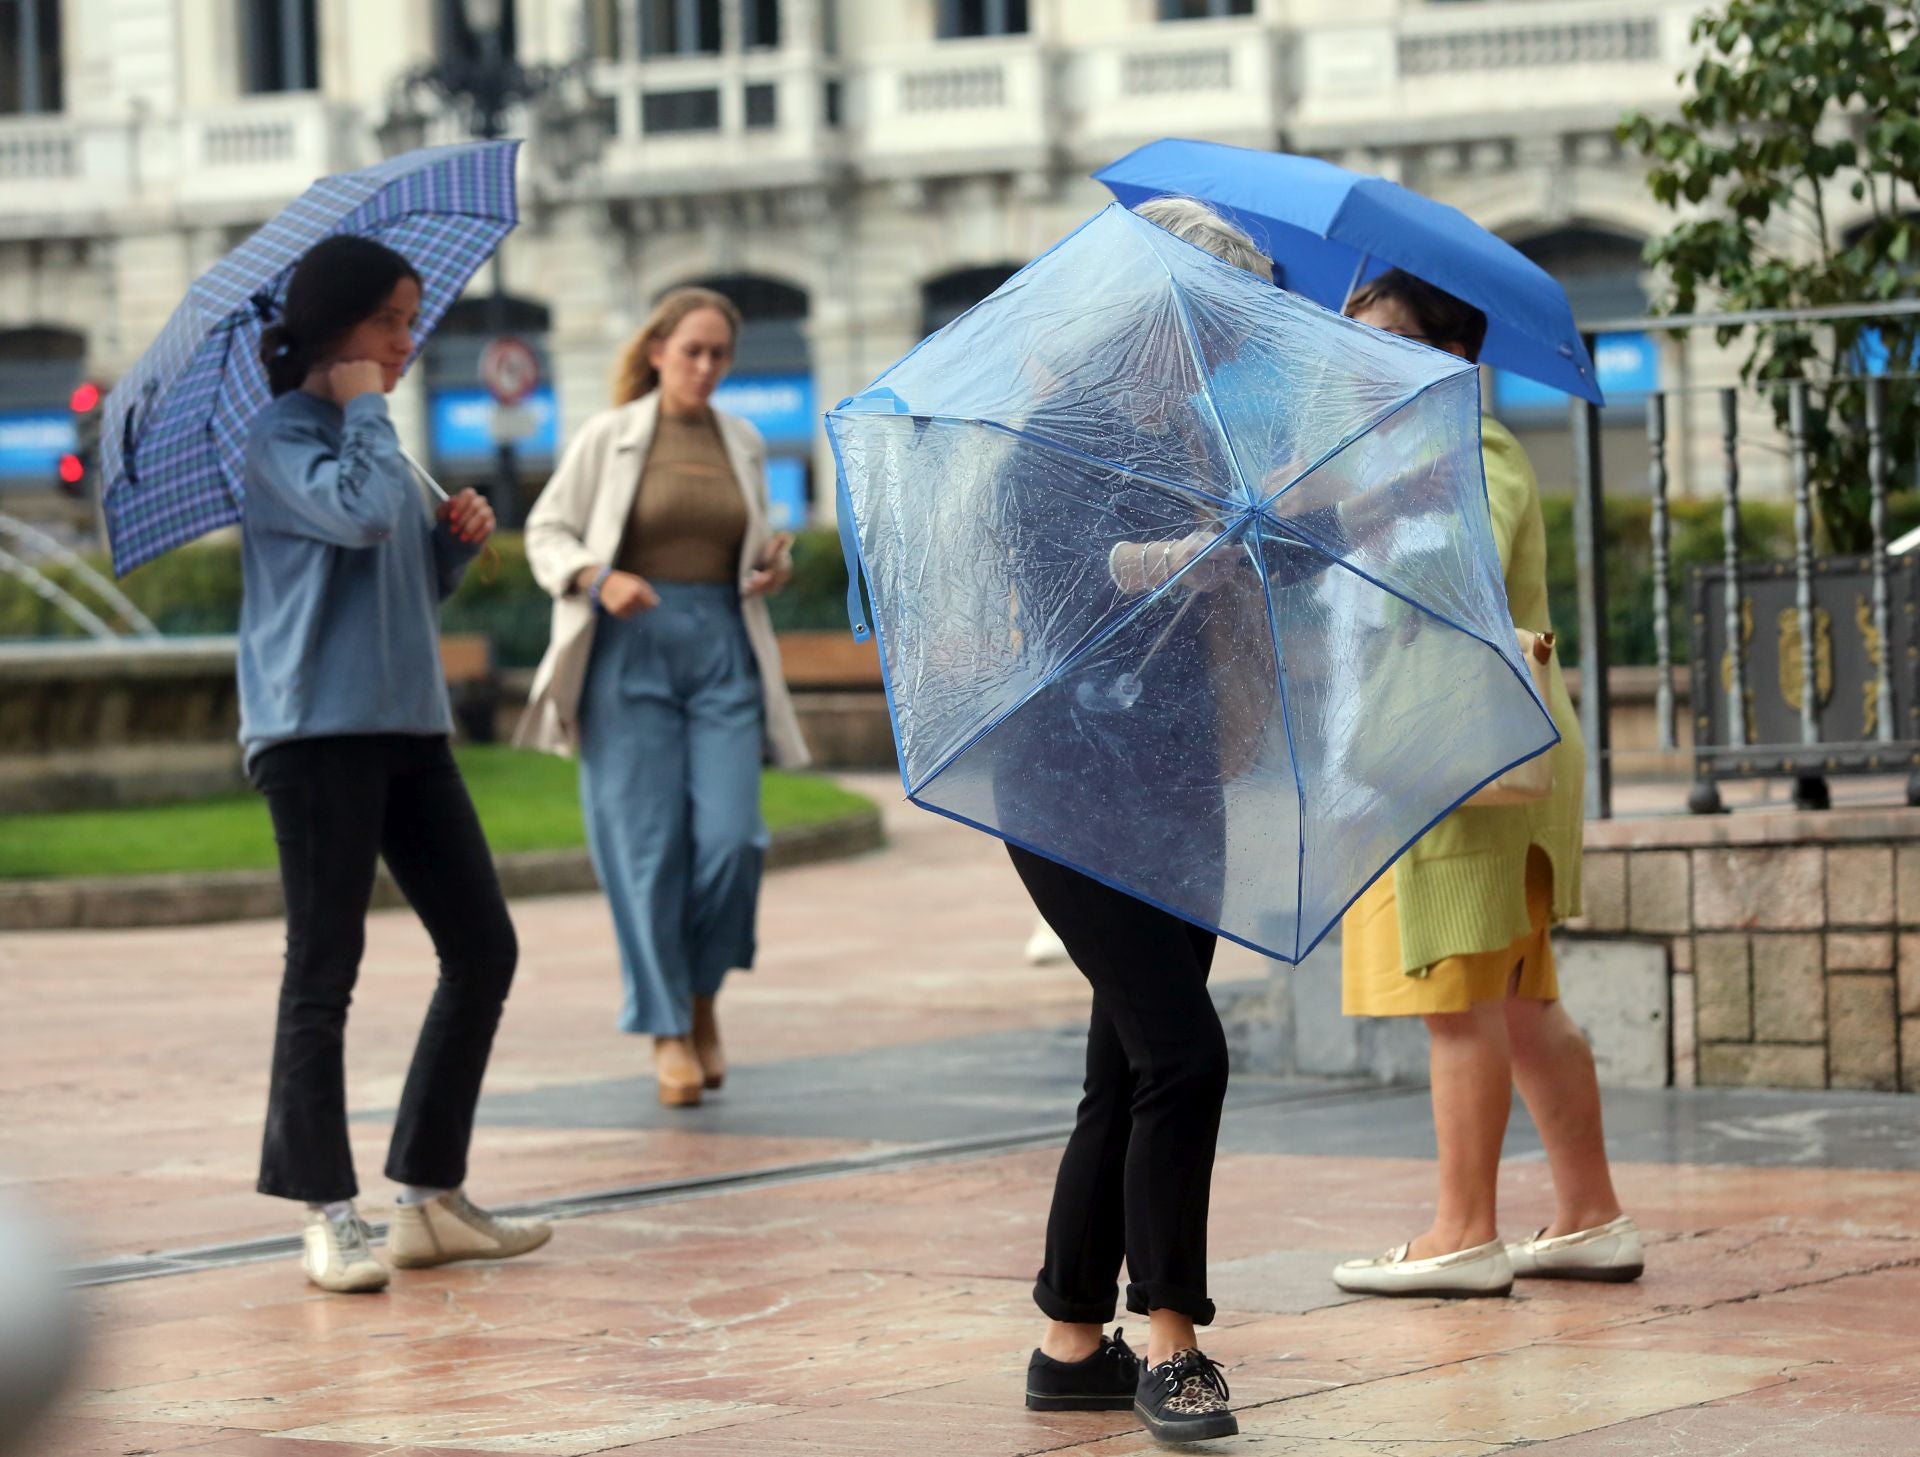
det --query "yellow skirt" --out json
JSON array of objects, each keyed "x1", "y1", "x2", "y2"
[{"x1": 1342, "y1": 847, "x2": 1559, "y2": 1018}]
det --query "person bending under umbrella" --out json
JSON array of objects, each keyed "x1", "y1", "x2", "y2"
[
  {"x1": 1006, "y1": 196, "x2": 1263, "y2": 1448},
  {"x1": 1332, "y1": 268, "x2": 1639, "y2": 1298},
  {"x1": 241, "y1": 236, "x2": 550, "y2": 1293}
]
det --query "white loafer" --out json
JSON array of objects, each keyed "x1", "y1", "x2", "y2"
[
  {"x1": 1332, "y1": 1237, "x2": 1513, "y2": 1297},
  {"x1": 1506, "y1": 1215, "x2": 1643, "y2": 1282}
]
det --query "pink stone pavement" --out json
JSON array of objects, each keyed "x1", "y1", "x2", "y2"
[{"x1": 6, "y1": 775, "x2": 1918, "y2": 1455}]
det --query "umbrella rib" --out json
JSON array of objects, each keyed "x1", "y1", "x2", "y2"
[
  {"x1": 1137, "y1": 231, "x2": 1257, "y2": 508},
  {"x1": 1258, "y1": 372, "x2": 1465, "y2": 512},
  {"x1": 904, "y1": 519, "x2": 1243, "y2": 800},
  {"x1": 1248, "y1": 518, "x2": 1310, "y2": 964}
]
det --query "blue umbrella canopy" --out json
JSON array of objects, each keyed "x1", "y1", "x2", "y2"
[
  {"x1": 100, "y1": 140, "x2": 521, "y2": 575},
  {"x1": 1096, "y1": 137, "x2": 1604, "y2": 406},
  {"x1": 828, "y1": 203, "x2": 1556, "y2": 963}
]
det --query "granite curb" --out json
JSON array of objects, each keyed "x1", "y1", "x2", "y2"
[{"x1": 0, "y1": 808, "x2": 885, "y2": 932}]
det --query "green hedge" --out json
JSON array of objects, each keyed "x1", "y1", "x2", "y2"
[
  {"x1": 0, "y1": 528, "x2": 858, "y2": 667},
  {"x1": 11, "y1": 506, "x2": 1920, "y2": 668}
]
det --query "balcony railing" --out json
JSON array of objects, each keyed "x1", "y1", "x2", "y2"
[
  {"x1": 1082, "y1": 24, "x2": 1279, "y2": 144},
  {"x1": 1399, "y1": 16, "x2": 1660, "y2": 77},
  {"x1": 588, "y1": 50, "x2": 845, "y2": 188},
  {"x1": 1296, "y1": 0, "x2": 1694, "y2": 132},
  {"x1": 175, "y1": 97, "x2": 359, "y2": 207},
  {"x1": 860, "y1": 41, "x2": 1055, "y2": 164},
  {"x1": 0, "y1": 118, "x2": 136, "y2": 230},
  {"x1": 0, "y1": 119, "x2": 78, "y2": 180}
]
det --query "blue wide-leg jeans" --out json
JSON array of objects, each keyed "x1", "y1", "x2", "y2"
[{"x1": 578, "y1": 582, "x2": 768, "y2": 1036}]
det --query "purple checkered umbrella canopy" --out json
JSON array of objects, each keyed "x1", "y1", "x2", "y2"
[{"x1": 100, "y1": 140, "x2": 521, "y2": 575}]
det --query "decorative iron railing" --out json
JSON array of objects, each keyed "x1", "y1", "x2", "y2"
[{"x1": 1567, "y1": 300, "x2": 1920, "y2": 819}]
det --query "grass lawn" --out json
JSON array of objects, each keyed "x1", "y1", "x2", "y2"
[{"x1": 0, "y1": 746, "x2": 875, "y2": 881}]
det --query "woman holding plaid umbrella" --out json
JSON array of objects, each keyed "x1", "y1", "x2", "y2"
[{"x1": 241, "y1": 236, "x2": 550, "y2": 1294}]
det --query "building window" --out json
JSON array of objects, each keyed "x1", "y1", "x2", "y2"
[
  {"x1": 938, "y1": 0, "x2": 1028, "y2": 39},
  {"x1": 0, "y1": 0, "x2": 62, "y2": 113},
  {"x1": 240, "y1": 0, "x2": 318, "y2": 95},
  {"x1": 434, "y1": 0, "x2": 518, "y2": 63},
  {"x1": 822, "y1": 77, "x2": 842, "y2": 127},
  {"x1": 744, "y1": 82, "x2": 776, "y2": 128},
  {"x1": 642, "y1": 0, "x2": 722, "y2": 57},
  {"x1": 642, "y1": 87, "x2": 721, "y2": 132},
  {"x1": 744, "y1": 0, "x2": 780, "y2": 49},
  {"x1": 1159, "y1": 0, "x2": 1254, "y2": 18}
]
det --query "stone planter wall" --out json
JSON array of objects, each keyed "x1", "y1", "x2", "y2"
[{"x1": 1577, "y1": 808, "x2": 1920, "y2": 1093}]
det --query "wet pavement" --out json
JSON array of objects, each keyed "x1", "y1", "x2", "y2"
[{"x1": 6, "y1": 776, "x2": 1917, "y2": 1455}]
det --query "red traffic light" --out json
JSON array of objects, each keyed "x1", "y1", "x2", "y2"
[
  {"x1": 58, "y1": 453, "x2": 85, "y2": 485},
  {"x1": 69, "y1": 382, "x2": 102, "y2": 413}
]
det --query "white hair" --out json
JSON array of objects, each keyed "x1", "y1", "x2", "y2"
[{"x1": 1133, "y1": 196, "x2": 1272, "y2": 281}]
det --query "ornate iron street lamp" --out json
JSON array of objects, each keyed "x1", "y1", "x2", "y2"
[{"x1": 375, "y1": 0, "x2": 611, "y2": 526}]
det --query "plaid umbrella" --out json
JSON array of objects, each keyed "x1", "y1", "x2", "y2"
[{"x1": 100, "y1": 140, "x2": 521, "y2": 575}]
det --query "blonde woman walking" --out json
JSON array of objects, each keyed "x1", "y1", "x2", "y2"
[{"x1": 521, "y1": 287, "x2": 808, "y2": 1107}]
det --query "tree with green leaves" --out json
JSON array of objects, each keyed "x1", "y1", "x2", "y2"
[{"x1": 1620, "y1": 0, "x2": 1920, "y2": 550}]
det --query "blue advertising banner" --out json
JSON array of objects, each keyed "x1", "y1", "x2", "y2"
[
  {"x1": 1493, "y1": 331, "x2": 1660, "y2": 416},
  {"x1": 714, "y1": 374, "x2": 815, "y2": 445},
  {"x1": 429, "y1": 385, "x2": 559, "y2": 465},
  {"x1": 0, "y1": 410, "x2": 74, "y2": 482},
  {"x1": 766, "y1": 457, "x2": 808, "y2": 530}
]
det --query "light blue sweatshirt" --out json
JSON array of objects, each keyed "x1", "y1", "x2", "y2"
[{"x1": 236, "y1": 390, "x2": 478, "y2": 765}]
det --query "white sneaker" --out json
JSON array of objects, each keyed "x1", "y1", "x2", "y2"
[
  {"x1": 387, "y1": 1190, "x2": 552, "y2": 1269},
  {"x1": 1332, "y1": 1238, "x2": 1513, "y2": 1297},
  {"x1": 1026, "y1": 924, "x2": 1069, "y2": 965},
  {"x1": 1507, "y1": 1215, "x2": 1644, "y2": 1282},
  {"x1": 300, "y1": 1208, "x2": 389, "y2": 1294}
]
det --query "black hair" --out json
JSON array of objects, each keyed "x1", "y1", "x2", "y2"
[
  {"x1": 1346, "y1": 267, "x2": 1489, "y2": 363},
  {"x1": 258, "y1": 236, "x2": 424, "y2": 396}
]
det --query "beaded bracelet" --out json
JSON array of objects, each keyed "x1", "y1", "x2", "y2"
[{"x1": 587, "y1": 566, "x2": 613, "y2": 612}]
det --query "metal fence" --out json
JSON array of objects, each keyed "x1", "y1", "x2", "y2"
[{"x1": 1568, "y1": 299, "x2": 1920, "y2": 820}]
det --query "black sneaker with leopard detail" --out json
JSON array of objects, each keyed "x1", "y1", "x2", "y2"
[
  {"x1": 1025, "y1": 1327, "x2": 1142, "y2": 1411},
  {"x1": 1134, "y1": 1347, "x2": 1237, "y2": 1444}
]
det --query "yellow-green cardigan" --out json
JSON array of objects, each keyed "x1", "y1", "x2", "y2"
[{"x1": 1378, "y1": 417, "x2": 1586, "y2": 974}]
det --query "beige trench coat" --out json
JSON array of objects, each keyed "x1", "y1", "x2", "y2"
[{"x1": 516, "y1": 391, "x2": 811, "y2": 769}]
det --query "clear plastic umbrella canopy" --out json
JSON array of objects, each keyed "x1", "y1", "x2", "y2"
[{"x1": 827, "y1": 203, "x2": 1556, "y2": 962}]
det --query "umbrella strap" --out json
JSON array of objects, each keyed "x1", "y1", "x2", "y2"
[{"x1": 835, "y1": 470, "x2": 872, "y2": 644}]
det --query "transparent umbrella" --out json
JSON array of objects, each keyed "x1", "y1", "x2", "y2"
[{"x1": 827, "y1": 203, "x2": 1555, "y2": 962}]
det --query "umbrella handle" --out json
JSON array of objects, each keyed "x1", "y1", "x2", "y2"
[
  {"x1": 120, "y1": 379, "x2": 159, "y2": 487},
  {"x1": 400, "y1": 446, "x2": 499, "y2": 582},
  {"x1": 1134, "y1": 590, "x2": 1198, "y2": 678},
  {"x1": 400, "y1": 448, "x2": 451, "y2": 503}
]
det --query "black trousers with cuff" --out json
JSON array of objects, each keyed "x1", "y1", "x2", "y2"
[{"x1": 1009, "y1": 844, "x2": 1227, "y2": 1327}]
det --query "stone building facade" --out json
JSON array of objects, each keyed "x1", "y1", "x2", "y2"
[{"x1": 0, "y1": 0, "x2": 1856, "y2": 528}]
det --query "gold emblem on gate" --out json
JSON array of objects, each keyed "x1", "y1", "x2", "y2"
[
  {"x1": 1858, "y1": 595, "x2": 1884, "y2": 738},
  {"x1": 1720, "y1": 598, "x2": 1757, "y2": 734},
  {"x1": 1777, "y1": 605, "x2": 1833, "y2": 712}
]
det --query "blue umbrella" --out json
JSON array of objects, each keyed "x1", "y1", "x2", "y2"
[
  {"x1": 1095, "y1": 138, "x2": 1605, "y2": 406},
  {"x1": 100, "y1": 140, "x2": 521, "y2": 575},
  {"x1": 828, "y1": 203, "x2": 1556, "y2": 963}
]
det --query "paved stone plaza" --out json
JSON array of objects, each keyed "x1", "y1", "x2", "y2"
[{"x1": 5, "y1": 779, "x2": 1917, "y2": 1455}]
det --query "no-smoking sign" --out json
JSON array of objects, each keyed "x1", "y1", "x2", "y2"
[{"x1": 479, "y1": 336, "x2": 540, "y2": 406}]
